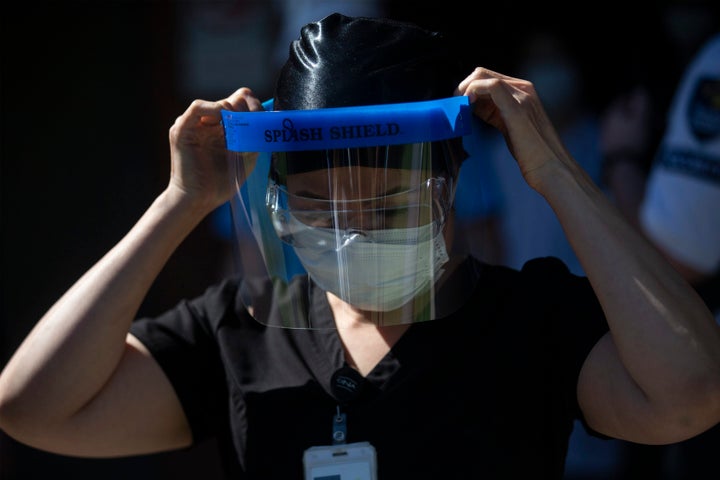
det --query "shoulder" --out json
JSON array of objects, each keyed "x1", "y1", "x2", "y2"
[
  {"x1": 130, "y1": 276, "x2": 255, "y2": 348},
  {"x1": 465, "y1": 256, "x2": 601, "y2": 316},
  {"x1": 479, "y1": 256, "x2": 579, "y2": 288}
]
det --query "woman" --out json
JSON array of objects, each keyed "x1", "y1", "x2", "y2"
[{"x1": 1, "y1": 13, "x2": 718, "y2": 479}]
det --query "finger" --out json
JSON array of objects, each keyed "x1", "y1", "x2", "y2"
[
  {"x1": 465, "y1": 77, "x2": 518, "y2": 110},
  {"x1": 174, "y1": 99, "x2": 225, "y2": 129},
  {"x1": 188, "y1": 88, "x2": 262, "y2": 127},
  {"x1": 455, "y1": 67, "x2": 517, "y2": 97},
  {"x1": 222, "y1": 87, "x2": 264, "y2": 112}
]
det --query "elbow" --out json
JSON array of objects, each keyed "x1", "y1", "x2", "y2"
[
  {"x1": 0, "y1": 376, "x2": 51, "y2": 446},
  {"x1": 0, "y1": 384, "x2": 27, "y2": 443},
  {"x1": 659, "y1": 371, "x2": 720, "y2": 443},
  {"x1": 0, "y1": 393, "x2": 68, "y2": 453},
  {"x1": 691, "y1": 372, "x2": 720, "y2": 430},
  {"x1": 0, "y1": 383, "x2": 31, "y2": 443}
]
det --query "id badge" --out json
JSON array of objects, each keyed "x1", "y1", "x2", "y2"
[{"x1": 303, "y1": 441, "x2": 377, "y2": 480}]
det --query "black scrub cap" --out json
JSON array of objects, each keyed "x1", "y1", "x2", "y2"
[{"x1": 273, "y1": 12, "x2": 464, "y2": 110}]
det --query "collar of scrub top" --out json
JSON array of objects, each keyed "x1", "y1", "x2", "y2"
[{"x1": 221, "y1": 96, "x2": 472, "y2": 153}]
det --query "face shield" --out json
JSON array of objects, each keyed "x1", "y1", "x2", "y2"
[{"x1": 221, "y1": 96, "x2": 479, "y2": 328}]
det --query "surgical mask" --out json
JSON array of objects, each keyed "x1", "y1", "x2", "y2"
[{"x1": 286, "y1": 214, "x2": 450, "y2": 312}]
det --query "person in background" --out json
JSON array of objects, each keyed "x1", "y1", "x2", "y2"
[
  {"x1": 601, "y1": 31, "x2": 720, "y2": 479},
  {"x1": 0, "y1": 13, "x2": 719, "y2": 480},
  {"x1": 638, "y1": 33, "x2": 720, "y2": 318},
  {"x1": 602, "y1": 31, "x2": 720, "y2": 321}
]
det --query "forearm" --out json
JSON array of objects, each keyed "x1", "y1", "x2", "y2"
[
  {"x1": 540, "y1": 161, "x2": 720, "y2": 410},
  {"x1": 0, "y1": 188, "x2": 208, "y2": 429}
]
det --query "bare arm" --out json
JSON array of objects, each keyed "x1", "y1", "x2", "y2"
[
  {"x1": 456, "y1": 68, "x2": 720, "y2": 444},
  {"x1": 0, "y1": 88, "x2": 263, "y2": 457}
]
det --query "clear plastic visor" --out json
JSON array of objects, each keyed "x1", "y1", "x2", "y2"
[{"x1": 223, "y1": 98, "x2": 478, "y2": 329}]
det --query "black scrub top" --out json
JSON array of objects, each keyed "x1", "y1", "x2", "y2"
[{"x1": 130, "y1": 256, "x2": 608, "y2": 479}]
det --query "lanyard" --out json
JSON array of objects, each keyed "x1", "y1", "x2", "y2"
[{"x1": 333, "y1": 405, "x2": 347, "y2": 445}]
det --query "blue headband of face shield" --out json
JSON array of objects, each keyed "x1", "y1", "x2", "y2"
[{"x1": 221, "y1": 96, "x2": 472, "y2": 152}]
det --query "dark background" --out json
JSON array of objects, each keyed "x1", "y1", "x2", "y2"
[{"x1": 1, "y1": 1, "x2": 718, "y2": 478}]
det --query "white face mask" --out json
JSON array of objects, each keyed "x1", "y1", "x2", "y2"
[{"x1": 287, "y1": 216, "x2": 450, "y2": 312}]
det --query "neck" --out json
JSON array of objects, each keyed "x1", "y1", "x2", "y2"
[{"x1": 326, "y1": 292, "x2": 410, "y2": 376}]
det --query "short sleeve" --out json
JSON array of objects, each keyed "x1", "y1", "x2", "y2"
[{"x1": 129, "y1": 279, "x2": 240, "y2": 442}]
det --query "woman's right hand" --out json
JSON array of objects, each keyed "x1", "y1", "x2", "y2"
[{"x1": 167, "y1": 87, "x2": 264, "y2": 215}]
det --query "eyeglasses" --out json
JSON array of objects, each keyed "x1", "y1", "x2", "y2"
[{"x1": 267, "y1": 177, "x2": 451, "y2": 245}]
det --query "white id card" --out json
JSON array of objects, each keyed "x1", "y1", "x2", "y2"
[{"x1": 303, "y1": 441, "x2": 377, "y2": 480}]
